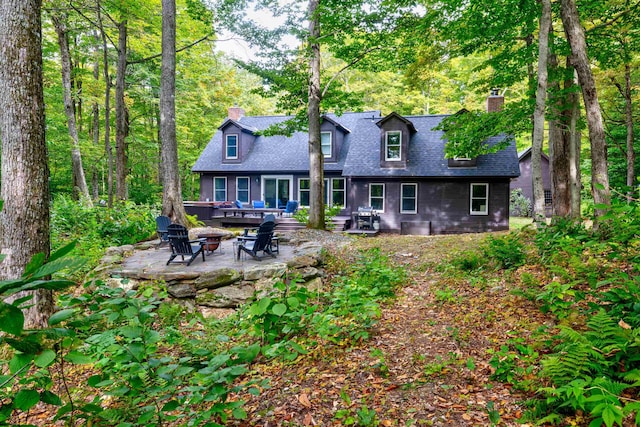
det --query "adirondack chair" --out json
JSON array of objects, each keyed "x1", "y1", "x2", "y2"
[
  {"x1": 156, "y1": 215, "x2": 171, "y2": 247},
  {"x1": 236, "y1": 217, "x2": 277, "y2": 261},
  {"x1": 166, "y1": 223, "x2": 205, "y2": 266}
]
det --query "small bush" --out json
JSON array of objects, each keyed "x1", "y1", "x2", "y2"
[
  {"x1": 510, "y1": 188, "x2": 532, "y2": 217},
  {"x1": 482, "y1": 232, "x2": 526, "y2": 270}
]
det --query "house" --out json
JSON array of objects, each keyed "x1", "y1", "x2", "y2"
[
  {"x1": 510, "y1": 147, "x2": 552, "y2": 216},
  {"x1": 191, "y1": 97, "x2": 520, "y2": 235}
]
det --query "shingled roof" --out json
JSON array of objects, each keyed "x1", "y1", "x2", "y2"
[{"x1": 192, "y1": 111, "x2": 520, "y2": 178}]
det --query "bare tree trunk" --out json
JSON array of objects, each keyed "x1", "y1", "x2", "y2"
[
  {"x1": 532, "y1": 0, "x2": 551, "y2": 223},
  {"x1": 160, "y1": 0, "x2": 187, "y2": 224},
  {"x1": 307, "y1": 0, "x2": 325, "y2": 230},
  {"x1": 548, "y1": 52, "x2": 571, "y2": 218},
  {"x1": 51, "y1": 12, "x2": 93, "y2": 206},
  {"x1": 115, "y1": 19, "x2": 128, "y2": 201},
  {"x1": 96, "y1": 0, "x2": 113, "y2": 207},
  {"x1": 560, "y1": 0, "x2": 610, "y2": 221},
  {"x1": 91, "y1": 31, "x2": 101, "y2": 201},
  {"x1": 0, "y1": 0, "x2": 53, "y2": 328},
  {"x1": 612, "y1": 64, "x2": 635, "y2": 199},
  {"x1": 568, "y1": 69, "x2": 582, "y2": 218}
]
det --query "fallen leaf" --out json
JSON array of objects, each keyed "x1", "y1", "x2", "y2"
[{"x1": 298, "y1": 393, "x2": 312, "y2": 408}]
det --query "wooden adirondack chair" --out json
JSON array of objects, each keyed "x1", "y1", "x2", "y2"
[
  {"x1": 166, "y1": 223, "x2": 205, "y2": 266},
  {"x1": 156, "y1": 215, "x2": 171, "y2": 247},
  {"x1": 236, "y1": 217, "x2": 276, "y2": 261}
]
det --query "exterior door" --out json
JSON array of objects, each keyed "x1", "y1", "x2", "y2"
[{"x1": 262, "y1": 176, "x2": 292, "y2": 208}]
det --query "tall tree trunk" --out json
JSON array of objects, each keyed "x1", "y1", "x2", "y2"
[
  {"x1": 532, "y1": 0, "x2": 551, "y2": 223},
  {"x1": 51, "y1": 12, "x2": 93, "y2": 206},
  {"x1": 548, "y1": 52, "x2": 571, "y2": 218},
  {"x1": 560, "y1": 0, "x2": 611, "y2": 220},
  {"x1": 569, "y1": 80, "x2": 582, "y2": 220},
  {"x1": 612, "y1": 64, "x2": 635, "y2": 199},
  {"x1": 115, "y1": 19, "x2": 128, "y2": 201},
  {"x1": 0, "y1": 0, "x2": 53, "y2": 328},
  {"x1": 97, "y1": 0, "x2": 114, "y2": 207},
  {"x1": 160, "y1": 0, "x2": 187, "y2": 224},
  {"x1": 91, "y1": 31, "x2": 101, "y2": 201},
  {"x1": 307, "y1": 0, "x2": 325, "y2": 230}
]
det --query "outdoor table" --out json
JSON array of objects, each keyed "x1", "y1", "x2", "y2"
[{"x1": 197, "y1": 233, "x2": 223, "y2": 255}]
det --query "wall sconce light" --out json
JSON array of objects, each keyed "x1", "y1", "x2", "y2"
[{"x1": 255, "y1": 178, "x2": 260, "y2": 183}]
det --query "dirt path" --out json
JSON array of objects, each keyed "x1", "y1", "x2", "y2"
[{"x1": 237, "y1": 233, "x2": 550, "y2": 426}]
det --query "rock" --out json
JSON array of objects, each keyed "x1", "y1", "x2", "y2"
[
  {"x1": 253, "y1": 277, "x2": 281, "y2": 297},
  {"x1": 105, "y1": 245, "x2": 135, "y2": 256},
  {"x1": 287, "y1": 254, "x2": 319, "y2": 269},
  {"x1": 167, "y1": 283, "x2": 197, "y2": 298},
  {"x1": 303, "y1": 277, "x2": 324, "y2": 293},
  {"x1": 194, "y1": 267, "x2": 242, "y2": 290},
  {"x1": 196, "y1": 283, "x2": 255, "y2": 308},
  {"x1": 104, "y1": 277, "x2": 139, "y2": 292},
  {"x1": 200, "y1": 307, "x2": 236, "y2": 319},
  {"x1": 100, "y1": 255, "x2": 122, "y2": 265},
  {"x1": 293, "y1": 266, "x2": 320, "y2": 280},
  {"x1": 243, "y1": 263, "x2": 287, "y2": 281}
]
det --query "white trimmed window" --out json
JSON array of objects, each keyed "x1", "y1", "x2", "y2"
[
  {"x1": 470, "y1": 183, "x2": 489, "y2": 215},
  {"x1": 321, "y1": 131, "x2": 332, "y2": 158},
  {"x1": 298, "y1": 178, "x2": 310, "y2": 207},
  {"x1": 226, "y1": 134, "x2": 238, "y2": 159},
  {"x1": 214, "y1": 177, "x2": 227, "y2": 202},
  {"x1": 369, "y1": 183, "x2": 385, "y2": 212},
  {"x1": 401, "y1": 183, "x2": 417, "y2": 214},
  {"x1": 236, "y1": 177, "x2": 249, "y2": 203},
  {"x1": 385, "y1": 131, "x2": 401, "y2": 161},
  {"x1": 324, "y1": 178, "x2": 345, "y2": 207}
]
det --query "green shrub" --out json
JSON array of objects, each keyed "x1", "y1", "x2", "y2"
[
  {"x1": 482, "y1": 232, "x2": 526, "y2": 270},
  {"x1": 510, "y1": 188, "x2": 532, "y2": 217}
]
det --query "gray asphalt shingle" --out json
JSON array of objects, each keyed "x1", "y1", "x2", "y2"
[{"x1": 192, "y1": 111, "x2": 520, "y2": 178}]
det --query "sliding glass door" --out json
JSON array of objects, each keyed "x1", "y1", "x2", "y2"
[{"x1": 262, "y1": 176, "x2": 292, "y2": 209}]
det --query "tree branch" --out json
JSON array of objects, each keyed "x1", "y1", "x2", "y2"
[
  {"x1": 321, "y1": 46, "x2": 382, "y2": 98},
  {"x1": 127, "y1": 32, "x2": 216, "y2": 64}
]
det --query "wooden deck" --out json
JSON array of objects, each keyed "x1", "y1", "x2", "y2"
[{"x1": 203, "y1": 215, "x2": 352, "y2": 232}]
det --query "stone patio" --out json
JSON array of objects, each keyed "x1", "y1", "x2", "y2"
[{"x1": 100, "y1": 227, "x2": 343, "y2": 315}]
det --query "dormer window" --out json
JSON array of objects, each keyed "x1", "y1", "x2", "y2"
[
  {"x1": 225, "y1": 134, "x2": 238, "y2": 159},
  {"x1": 321, "y1": 131, "x2": 332, "y2": 158},
  {"x1": 385, "y1": 131, "x2": 402, "y2": 161}
]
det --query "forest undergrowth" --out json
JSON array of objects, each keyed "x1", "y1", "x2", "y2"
[{"x1": 2, "y1": 200, "x2": 640, "y2": 426}]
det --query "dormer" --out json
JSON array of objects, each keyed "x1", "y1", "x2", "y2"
[
  {"x1": 320, "y1": 115, "x2": 350, "y2": 163},
  {"x1": 376, "y1": 112, "x2": 416, "y2": 168},
  {"x1": 219, "y1": 108, "x2": 257, "y2": 163}
]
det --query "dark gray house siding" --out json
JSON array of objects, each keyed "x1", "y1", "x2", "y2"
[
  {"x1": 192, "y1": 107, "x2": 520, "y2": 235},
  {"x1": 348, "y1": 178, "x2": 511, "y2": 234},
  {"x1": 510, "y1": 148, "x2": 551, "y2": 216}
]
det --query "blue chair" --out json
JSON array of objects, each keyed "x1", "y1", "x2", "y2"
[
  {"x1": 252, "y1": 200, "x2": 265, "y2": 209},
  {"x1": 283, "y1": 200, "x2": 298, "y2": 217},
  {"x1": 234, "y1": 200, "x2": 244, "y2": 209}
]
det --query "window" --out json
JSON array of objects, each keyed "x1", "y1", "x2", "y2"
[
  {"x1": 300, "y1": 177, "x2": 345, "y2": 208},
  {"x1": 214, "y1": 177, "x2": 227, "y2": 202},
  {"x1": 544, "y1": 189, "x2": 552, "y2": 206},
  {"x1": 299, "y1": 178, "x2": 310, "y2": 207},
  {"x1": 369, "y1": 183, "x2": 385, "y2": 212},
  {"x1": 225, "y1": 134, "x2": 238, "y2": 159},
  {"x1": 401, "y1": 183, "x2": 417, "y2": 214},
  {"x1": 236, "y1": 177, "x2": 249, "y2": 203},
  {"x1": 470, "y1": 183, "x2": 489, "y2": 215},
  {"x1": 321, "y1": 131, "x2": 332, "y2": 158},
  {"x1": 385, "y1": 131, "x2": 401, "y2": 161},
  {"x1": 324, "y1": 178, "x2": 345, "y2": 207}
]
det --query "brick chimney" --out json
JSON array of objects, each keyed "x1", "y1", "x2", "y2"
[
  {"x1": 228, "y1": 106, "x2": 245, "y2": 121},
  {"x1": 486, "y1": 88, "x2": 504, "y2": 113}
]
